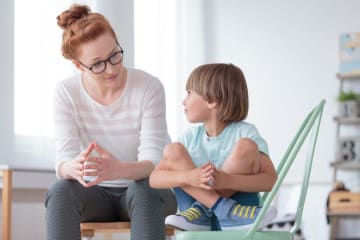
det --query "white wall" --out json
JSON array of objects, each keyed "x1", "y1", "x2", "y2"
[
  {"x1": 1, "y1": 0, "x2": 360, "y2": 239},
  {"x1": 190, "y1": 0, "x2": 360, "y2": 183},
  {"x1": 196, "y1": 0, "x2": 360, "y2": 239},
  {"x1": 0, "y1": 0, "x2": 14, "y2": 166}
]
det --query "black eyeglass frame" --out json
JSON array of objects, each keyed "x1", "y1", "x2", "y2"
[{"x1": 78, "y1": 44, "x2": 124, "y2": 74}]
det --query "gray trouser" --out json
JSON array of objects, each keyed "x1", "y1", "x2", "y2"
[{"x1": 45, "y1": 178, "x2": 177, "y2": 240}]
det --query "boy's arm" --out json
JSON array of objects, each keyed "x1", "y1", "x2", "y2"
[
  {"x1": 149, "y1": 160, "x2": 188, "y2": 189},
  {"x1": 150, "y1": 158, "x2": 212, "y2": 190}
]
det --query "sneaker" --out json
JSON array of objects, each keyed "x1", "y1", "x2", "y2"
[
  {"x1": 213, "y1": 198, "x2": 277, "y2": 231},
  {"x1": 165, "y1": 201, "x2": 212, "y2": 231}
]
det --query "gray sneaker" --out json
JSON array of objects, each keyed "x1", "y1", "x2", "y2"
[
  {"x1": 165, "y1": 201, "x2": 212, "y2": 231},
  {"x1": 213, "y1": 198, "x2": 277, "y2": 230}
]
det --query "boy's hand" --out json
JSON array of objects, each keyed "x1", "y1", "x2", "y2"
[
  {"x1": 202, "y1": 163, "x2": 228, "y2": 190},
  {"x1": 185, "y1": 162, "x2": 216, "y2": 190}
]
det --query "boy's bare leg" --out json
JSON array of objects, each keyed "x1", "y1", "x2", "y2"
[
  {"x1": 163, "y1": 143, "x2": 219, "y2": 208},
  {"x1": 217, "y1": 138, "x2": 260, "y2": 197}
]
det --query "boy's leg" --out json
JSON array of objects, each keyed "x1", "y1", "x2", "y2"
[
  {"x1": 126, "y1": 178, "x2": 177, "y2": 240},
  {"x1": 217, "y1": 138, "x2": 261, "y2": 197},
  {"x1": 221, "y1": 138, "x2": 260, "y2": 175},
  {"x1": 162, "y1": 143, "x2": 219, "y2": 230},
  {"x1": 163, "y1": 143, "x2": 219, "y2": 208},
  {"x1": 45, "y1": 179, "x2": 118, "y2": 240},
  {"x1": 211, "y1": 139, "x2": 276, "y2": 230},
  {"x1": 173, "y1": 187, "x2": 196, "y2": 211}
]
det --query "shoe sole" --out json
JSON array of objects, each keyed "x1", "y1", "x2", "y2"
[
  {"x1": 221, "y1": 206, "x2": 278, "y2": 231},
  {"x1": 165, "y1": 215, "x2": 211, "y2": 231}
]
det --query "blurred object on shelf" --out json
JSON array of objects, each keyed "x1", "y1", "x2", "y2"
[{"x1": 340, "y1": 32, "x2": 360, "y2": 76}]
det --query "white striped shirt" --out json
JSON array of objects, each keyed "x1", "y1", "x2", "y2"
[{"x1": 54, "y1": 68, "x2": 170, "y2": 187}]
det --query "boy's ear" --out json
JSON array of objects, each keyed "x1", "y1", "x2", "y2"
[
  {"x1": 72, "y1": 60, "x2": 85, "y2": 72},
  {"x1": 207, "y1": 101, "x2": 217, "y2": 110}
]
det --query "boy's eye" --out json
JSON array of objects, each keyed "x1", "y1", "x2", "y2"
[{"x1": 186, "y1": 90, "x2": 191, "y2": 96}]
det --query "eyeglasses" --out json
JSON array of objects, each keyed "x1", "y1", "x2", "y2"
[{"x1": 78, "y1": 45, "x2": 124, "y2": 74}]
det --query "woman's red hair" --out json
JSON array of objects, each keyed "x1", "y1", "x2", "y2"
[{"x1": 57, "y1": 4, "x2": 118, "y2": 60}]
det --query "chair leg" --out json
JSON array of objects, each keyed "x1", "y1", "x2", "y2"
[{"x1": 81, "y1": 229, "x2": 95, "y2": 240}]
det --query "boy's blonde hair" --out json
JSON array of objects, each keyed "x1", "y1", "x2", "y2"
[{"x1": 186, "y1": 63, "x2": 248, "y2": 124}]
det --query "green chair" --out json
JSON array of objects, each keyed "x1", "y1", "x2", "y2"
[{"x1": 176, "y1": 99, "x2": 325, "y2": 240}]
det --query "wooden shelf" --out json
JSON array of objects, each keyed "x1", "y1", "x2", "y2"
[
  {"x1": 331, "y1": 72, "x2": 360, "y2": 240},
  {"x1": 334, "y1": 116, "x2": 360, "y2": 124},
  {"x1": 327, "y1": 211, "x2": 360, "y2": 217},
  {"x1": 330, "y1": 161, "x2": 360, "y2": 170},
  {"x1": 337, "y1": 72, "x2": 360, "y2": 80}
]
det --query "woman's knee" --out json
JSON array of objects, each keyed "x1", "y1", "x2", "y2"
[
  {"x1": 45, "y1": 179, "x2": 79, "y2": 207},
  {"x1": 127, "y1": 178, "x2": 158, "y2": 201}
]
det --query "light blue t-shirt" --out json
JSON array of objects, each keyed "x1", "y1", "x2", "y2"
[{"x1": 178, "y1": 121, "x2": 269, "y2": 168}]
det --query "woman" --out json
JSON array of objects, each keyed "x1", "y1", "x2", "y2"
[{"x1": 45, "y1": 4, "x2": 177, "y2": 240}]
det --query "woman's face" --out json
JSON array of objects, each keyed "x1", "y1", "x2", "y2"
[{"x1": 75, "y1": 32, "x2": 124, "y2": 85}]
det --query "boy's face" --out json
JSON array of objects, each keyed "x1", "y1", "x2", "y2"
[{"x1": 182, "y1": 90, "x2": 214, "y2": 123}]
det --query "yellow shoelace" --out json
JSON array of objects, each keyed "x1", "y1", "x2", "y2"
[
  {"x1": 232, "y1": 204, "x2": 257, "y2": 219},
  {"x1": 178, "y1": 207, "x2": 202, "y2": 221}
]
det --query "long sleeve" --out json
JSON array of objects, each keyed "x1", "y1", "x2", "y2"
[
  {"x1": 53, "y1": 79, "x2": 81, "y2": 178},
  {"x1": 138, "y1": 77, "x2": 170, "y2": 165}
]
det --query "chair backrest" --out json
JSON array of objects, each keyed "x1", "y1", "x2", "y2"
[{"x1": 245, "y1": 99, "x2": 325, "y2": 239}]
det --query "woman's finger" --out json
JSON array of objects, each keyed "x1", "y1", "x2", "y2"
[
  {"x1": 84, "y1": 177, "x2": 101, "y2": 188},
  {"x1": 82, "y1": 142, "x2": 94, "y2": 157},
  {"x1": 83, "y1": 163, "x2": 98, "y2": 170},
  {"x1": 93, "y1": 142, "x2": 107, "y2": 155},
  {"x1": 83, "y1": 170, "x2": 98, "y2": 176},
  {"x1": 77, "y1": 176, "x2": 88, "y2": 187}
]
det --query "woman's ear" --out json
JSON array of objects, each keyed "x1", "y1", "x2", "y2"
[{"x1": 72, "y1": 60, "x2": 84, "y2": 72}]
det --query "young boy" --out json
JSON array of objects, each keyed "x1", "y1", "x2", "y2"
[{"x1": 150, "y1": 63, "x2": 277, "y2": 231}]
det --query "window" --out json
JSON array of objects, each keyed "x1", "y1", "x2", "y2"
[
  {"x1": 14, "y1": 0, "x2": 96, "y2": 137},
  {"x1": 13, "y1": 0, "x2": 96, "y2": 169},
  {"x1": 134, "y1": 0, "x2": 179, "y2": 139}
]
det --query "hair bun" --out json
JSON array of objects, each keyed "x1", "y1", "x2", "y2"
[{"x1": 57, "y1": 4, "x2": 91, "y2": 29}]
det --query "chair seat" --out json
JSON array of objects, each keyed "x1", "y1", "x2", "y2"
[
  {"x1": 80, "y1": 221, "x2": 175, "y2": 238},
  {"x1": 176, "y1": 230, "x2": 292, "y2": 240},
  {"x1": 81, "y1": 222, "x2": 131, "y2": 235}
]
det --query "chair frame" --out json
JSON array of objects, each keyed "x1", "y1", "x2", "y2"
[
  {"x1": 176, "y1": 99, "x2": 325, "y2": 240},
  {"x1": 80, "y1": 221, "x2": 175, "y2": 240}
]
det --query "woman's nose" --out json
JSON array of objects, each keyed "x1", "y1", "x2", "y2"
[{"x1": 105, "y1": 61, "x2": 117, "y2": 74}]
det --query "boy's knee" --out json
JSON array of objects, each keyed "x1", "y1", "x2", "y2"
[
  {"x1": 234, "y1": 138, "x2": 258, "y2": 155},
  {"x1": 230, "y1": 138, "x2": 260, "y2": 173},
  {"x1": 163, "y1": 142, "x2": 187, "y2": 160}
]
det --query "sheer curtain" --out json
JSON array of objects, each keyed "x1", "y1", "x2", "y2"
[
  {"x1": 134, "y1": 0, "x2": 207, "y2": 140},
  {"x1": 12, "y1": 0, "x2": 136, "y2": 169},
  {"x1": 134, "y1": 0, "x2": 179, "y2": 139},
  {"x1": 13, "y1": 0, "x2": 97, "y2": 169}
]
